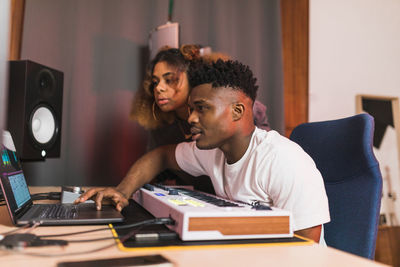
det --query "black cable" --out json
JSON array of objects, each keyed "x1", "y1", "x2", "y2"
[
  {"x1": 0, "y1": 224, "x2": 32, "y2": 236},
  {"x1": 0, "y1": 218, "x2": 175, "y2": 257},
  {"x1": 1, "y1": 192, "x2": 61, "y2": 204},
  {"x1": 66, "y1": 237, "x2": 118, "y2": 243},
  {"x1": 0, "y1": 240, "x2": 117, "y2": 257},
  {"x1": 62, "y1": 225, "x2": 147, "y2": 243},
  {"x1": 114, "y1": 217, "x2": 174, "y2": 230},
  {"x1": 39, "y1": 218, "x2": 174, "y2": 238},
  {"x1": 39, "y1": 226, "x2": 110, "y2": 238},
  {"x1": 2, "y1": 191, "x2": 60, "y2": 204},
  {"x1": 31, "y1": 192, "x2": 61, "y2": 201}
]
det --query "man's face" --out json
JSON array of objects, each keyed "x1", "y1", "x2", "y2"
[{"x1": 188, "y1": 83, "x2": 236, "y2": 150}]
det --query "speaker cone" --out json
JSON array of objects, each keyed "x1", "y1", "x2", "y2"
[{"x1": 29, "y1": 105, "x2": 57, "y2": 146}]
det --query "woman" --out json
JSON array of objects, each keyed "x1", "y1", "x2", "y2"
[
  {"x1": 130, "y1": 45, "x2": 270, "y2": 192},
  {"x1": 131, "y1": 45, "x2": 201, "y2": 149}
]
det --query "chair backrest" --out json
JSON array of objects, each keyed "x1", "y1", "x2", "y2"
[{"x1": 289, "y1": 113, "x2": 382, "y2": 259}]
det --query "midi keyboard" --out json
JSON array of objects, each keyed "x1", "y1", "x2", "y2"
[{"x1": 132, "y1": 184, "x2": 293, "y2": 241}]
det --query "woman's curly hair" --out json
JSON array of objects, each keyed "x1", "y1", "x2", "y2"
[
  {"x1": 130, "y1": 44, "x2": 201, "y2": 129},
  {"x1": 188, "y1": 59, "x2": 258, "y2": 102}
]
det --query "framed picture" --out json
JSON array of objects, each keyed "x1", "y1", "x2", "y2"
[{"x1": 356, "y1": 94, "x2": 400, "y2": 225}]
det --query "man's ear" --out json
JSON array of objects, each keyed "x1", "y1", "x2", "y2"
[{"x1": 232, "y1": 103, "x2": 245, "y2": 121}]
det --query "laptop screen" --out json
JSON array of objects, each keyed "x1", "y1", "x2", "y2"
[
  {"x1": 8, "y1": 171, "x2": 30, "y2": 208},
  {"x1": 0, "y1": 144, "x2": 33, "y2": 216}
]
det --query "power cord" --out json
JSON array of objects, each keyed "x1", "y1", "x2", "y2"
[
  {"x1": 31, "y1": 192, "x2": 61, "y2": 201},
  {"x1": 0, "y1": 223, "x2": 32, "y2": 238},
  {"x1": 0, "y1": 233, "x2": 68, "y2": 248},
  {"x1": 39, "y1": 218, "x2": 174, "y2": 238},
  {"x1": 0, "y1": 217, "x2": 175, "y2": 257},
  {"x1": 0, "y1": 192, "x2": 62, "y2": 205},
  {"x1": 0, "y1": 192, "x2": 61, "y2": 206}
]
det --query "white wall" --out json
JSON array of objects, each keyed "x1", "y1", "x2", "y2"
[
  {"x1": 0, "y1": 0, "x2": 10, "y2": 134},
  {"x1": 309, "y1": 0, "x2": 400, "y2": 225},
  {"x1": 310, "y1": 0, "x2": 400, "y2": 121}
]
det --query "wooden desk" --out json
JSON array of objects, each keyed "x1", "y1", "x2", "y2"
[{"x1": 0, "y1": 187, "x2": 389, "y2": 267}]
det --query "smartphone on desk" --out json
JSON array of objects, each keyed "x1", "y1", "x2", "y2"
[{"x1": 57, "y1": 254, "x2": 174, "y2": 267}]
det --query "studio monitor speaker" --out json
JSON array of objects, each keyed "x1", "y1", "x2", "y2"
[{"x1": 7, "y1": 60, "x2": 64, "y2": 160}]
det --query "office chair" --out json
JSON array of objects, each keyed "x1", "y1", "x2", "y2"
[{"x1": 289, "y1": 113, "x2": 382, "y2": 259}]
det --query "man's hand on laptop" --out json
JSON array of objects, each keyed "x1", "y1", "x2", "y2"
[{"x1": 74, "y1": 187, "x2": 129, "y2": 212}]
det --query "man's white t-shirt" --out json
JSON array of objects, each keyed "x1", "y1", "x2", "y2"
[{"x1": 175, "y1": 127, "x2": 330, "y2": 243}]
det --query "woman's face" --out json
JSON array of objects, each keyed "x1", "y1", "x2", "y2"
[{"x1": 151, "y1": 61, "x2": 190, "y2": 114}]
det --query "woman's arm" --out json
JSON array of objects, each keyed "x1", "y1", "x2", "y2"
[{"x1": 75, "y1": 144, "x2": 179, "y2": 211}]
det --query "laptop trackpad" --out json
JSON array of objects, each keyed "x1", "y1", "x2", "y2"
[{"x1": 76, "y1": 203, "x2": 122, "y2": 219}]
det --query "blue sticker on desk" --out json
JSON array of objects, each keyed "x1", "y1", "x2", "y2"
[{"x1": 155, "y1": 193, "x2": 165, "y2": 196}]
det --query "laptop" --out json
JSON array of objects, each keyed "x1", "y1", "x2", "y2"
[{"x1": 0, "y1": 131, "x2": 124, "y2": 226}]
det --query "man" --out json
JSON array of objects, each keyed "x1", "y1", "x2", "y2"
[{"x1": 76, "y1": 60, "x2": 330, "y2": 243}]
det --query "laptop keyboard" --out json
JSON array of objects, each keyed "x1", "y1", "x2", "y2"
[{"x1": 38, "y1": 204, "x2": 77, "y2": 219}]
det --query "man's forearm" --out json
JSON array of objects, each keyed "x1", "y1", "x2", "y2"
[{"x1": 116, "y1": 144, "x2": 179, "y2": 198}]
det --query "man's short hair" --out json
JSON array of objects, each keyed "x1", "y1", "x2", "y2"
[{"x1": 188, "y1": 59, "x2": 258, "y2": 102}]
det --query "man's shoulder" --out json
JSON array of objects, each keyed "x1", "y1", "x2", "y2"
[
  {"x1": 253, "y1": 128, "x2": 293, "y2": 148},
  {"x1": 252, "y1": 128, "x2": 306, "y2": 159}
]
